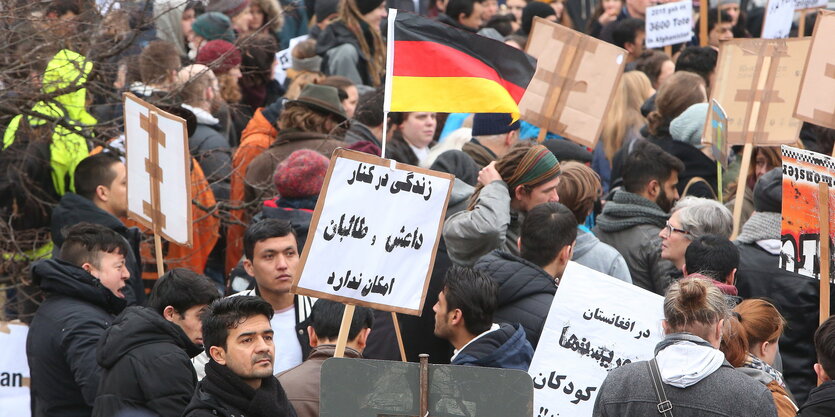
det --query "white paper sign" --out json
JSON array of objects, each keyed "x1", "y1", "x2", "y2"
[
  {"x1": 273, "y1": 35, "x2": 310, "y2": 85},
  {"x1": 528, "y1": 262, "x2": 665, "y2": 417},
  {"x1": 0, "y1": 323, "x2": 30, "y2": 417},
  {"x1": 292, "y1": 150, "x2": 452, "y2": 315},
  {"x1": 762, "y1": 0, "x2": 795, "y2": 39},
  {"x1": 795, "y1": 0, "x2": 827, "y2": 10},
  {"x1": 645, "y1": 1, "x2": 694, "y2": 48},
  {"x1": 124, "y1": 94, "x2": 192, "y2": 245}
]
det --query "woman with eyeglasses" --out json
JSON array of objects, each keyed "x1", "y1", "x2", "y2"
[
  {"x1": 593, "y1": 276, "x2": 778, "y2": 416},
  {"x1": 658, "y1": 196, "x2": 732, "y2": 278}
]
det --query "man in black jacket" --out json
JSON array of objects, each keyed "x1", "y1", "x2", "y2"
[
  {"x1": 51, "y1": 152, "x2": 145, "y2": 305},
  {"x1": 799, "y1": 316, "x2": 835, "y2": 416},
  {"x1": 474, "y1": 202, "x2": 577, "y2": 348},
  {"x1": 26, "y1": 223, "x2": 130, "y2": 417},
  {"x1": 183, "y1": 296, "x2": 297, "y2": 417},
  {"x1": 92, "y1": 268, "x2": 220, "y2": 417}
]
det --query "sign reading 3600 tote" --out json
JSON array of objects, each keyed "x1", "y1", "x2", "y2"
[
  {"x1": 645, "y1": 0, "x2": 693, "y2": 48},
  {"x1": 291, "y1": 149, "x2": 453, "y2": 315}
]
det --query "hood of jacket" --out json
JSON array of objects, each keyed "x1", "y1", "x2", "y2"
[
  {"x1": 41, "y1": 49, "x2": 96, "y2": 126},
  {"x1": 97, "y1": 306, "x2": 203, "y2": 369},
  {"x1": 32, "y1": 258, "x2": 126, "y2": 315},
  {"x1": 573, "y1": 228, "x2": 600, "y2": 259},
  {"x1": 453, "y1": 323, "x2": 533, "y2": 371},
  {"x1": 52, "y1": 192, "x2": 129, "y2": 248},
  {"x1": 474, "y1": 250, "x2": 557, "y2": 305},
  {"x1": 182, "y1": 104, "x2": 221, "y2": 126},
  {"x1": 316, "y1": 20, "x2": 368, "y2": 60},
  {"x1": 654, "y1": 332, "x2": 726, "y2": 388}
]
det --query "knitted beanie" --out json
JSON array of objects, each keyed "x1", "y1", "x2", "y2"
[
  {"x1": 196, "y1": 40, "x2": 242, "y2": 74},
  {"x1": 192, "y1": 12, "x2": 236, "y2": 43},
  {"x1": 753, "y1": 167, "x2": 782, "y2": 213},
  {"x1": 506, "y1": 145, "x2": 561, "y2": 189},
  {"x1": 670, "y1": 103, "x2": 708, "y2": 149},
  {"x1": 521, "y1": 2, "x2": 556, "y2": 35},
  {"x1": 355, "y1": 0, "x2": 385, "y2": 15},
  {"x1": 274, "y1": 150, "x2": 330, "y2": 198},
  {"x1": 472, "y1": 113, "x2": 521, "y2": 136},
  {"x1": 207, "y1": 0, "x2": 251, "y2": 17},
  {"x1": 315, "y1": 0, "x2": 341, "y2": 21}
]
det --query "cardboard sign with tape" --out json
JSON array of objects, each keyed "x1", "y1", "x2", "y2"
[
  {"x1": 517, "y1": 17, "x2": 627, "y2": 148},
  {"x1": 794, "y1": 10, "x2": 835, "y2": 131}
]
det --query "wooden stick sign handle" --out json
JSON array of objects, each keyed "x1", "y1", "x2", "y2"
[
  {"x1": 391, "y1": 312, "x2": 408, "y2": 362},
  {"x1": 731, "y1": 142, "x2": 754, "y2": 239},
  {"x1": 820, "y1": 182, "x2": 831, "y2": 325},
  {"x1": 154, "y1": 233, "x2": 165, "y2": 278},
  {"x1": 334, "y1": 304, "x2": 356, "y2": 358}
]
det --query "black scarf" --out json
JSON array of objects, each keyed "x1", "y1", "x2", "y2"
[{"x1": 203, "y1": 360, "x2": 297, "y2": 417}]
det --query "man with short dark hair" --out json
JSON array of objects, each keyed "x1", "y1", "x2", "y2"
[
  {"x1": 93, "y1": 268, "x2": 220, "y2": 417},
  {"x1": 51, "y1": 152, "x2": 145, "y2": 305},
  {"x1": 799, "y1": 316, "x2": 835, "y2": 416},
  {"x1": 439, "y1": 0, "x2": 487, "y2": 31},
  {"x1": 676, "y1": 46, "x2": 718, "y2": 91},
  {"x1": 344, "y1": 87, "x2": 385, "y2": 149},
  {"x1": 702, "y1": 8, "x2": 734, "y2": 50},
  {"x1": 183, "y1": 296, "x2": 297, "y2": 417},
  {"x1": 278, "y1": 300, "x2": 373, "y2": 417},
  {"x1": 433, "y1": 266, "x2": 533, "y2": 370},
  {"x1": 27, "y1": 223, "x2": 130, "y2": 417},
  {"x1": 612, "y1": 18, "x2": 645, "y2": 63},
  {"x1": 474, "y1": 202, "x2": 576, "y2": 348},
  {"x1": 682, "y1": 235, "x2": 739, "y2": 296},
  {"x1": 594, "y1": 140, "x2": 682, "y2": 295}
]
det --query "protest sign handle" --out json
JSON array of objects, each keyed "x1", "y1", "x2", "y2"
[
  {"x1": 381, "y1": 111, "x2": 389, "y2": 158},
  {"x1": 820, "y1": 182, "x2": 831, "y2": 325},
  {"x1": 334, "y1": 304, "x2": 356, "y2": 358},
  {"x1": 391, "y1": 312, "x2": 408, "y2": 362},
  {"x1": 799, "y1": 10, "x2": 807, "y2": 37},
  {"x1": 716, "y1": 161, "x2": 723, "y2": 202},
  {"x1": 699, "y1": 0, "x2": 708, "y2": 46},
  {"x1": 731, "y1": 141, "x2": 753, "y2": 239},
  {"x1": 664, "y1": 45, "x2": 672, "y2": 57},
  {"x1": 154, "y1": 233, "x2": 165, "y2": 277}
]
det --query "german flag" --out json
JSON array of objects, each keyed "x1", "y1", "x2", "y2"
[{"x1": 384, "y1": 10, "x2": 537, "y2": 120}]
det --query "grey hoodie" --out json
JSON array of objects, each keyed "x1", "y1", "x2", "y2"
[{"x1": 572, "y1": 229, "x2": 632, "y2": 284}]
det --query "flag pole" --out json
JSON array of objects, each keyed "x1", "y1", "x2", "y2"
[{"x1": 382, "y1": 9, "x2": 397, "y2": 158}]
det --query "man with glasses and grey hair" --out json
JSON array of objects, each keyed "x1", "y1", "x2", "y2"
[{"x1": 659, "y1": 196, "x2": 733, "y2": 277}]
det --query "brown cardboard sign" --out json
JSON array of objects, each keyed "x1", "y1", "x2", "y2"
[
  {"x1": 291, "y1": 149, "x2": 453, "y2": 316},
  {"x1": 705, "y1": 38, "x2": 811, "y2": 146},
  {"x1": 518, "y1": 17, "x2": 627, "y2": 148},
  {"x1": 794, "y1": 10, "x2": 835, "y2": 130}
]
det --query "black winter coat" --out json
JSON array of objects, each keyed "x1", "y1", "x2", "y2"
[
  {"x1": 92, "y1": 306, "x2": 203, "y2": 417},
  {"x1": 474, "y1": 250, "x2": 557, "y2": 349},
  {"x1": 798, "y1": 380, "x2": 835, "y2": 417},
  {"x1": 26, "y1": 259, "x2": 126, "y2": 417},
  {"x1": 735, "y1": 241, "x2": 835, "y2": 405},
  {"x1": 51, "y1": 192, "x2": 145, "y2": 305}
]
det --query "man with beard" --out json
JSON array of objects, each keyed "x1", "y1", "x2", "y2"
[
  {"x1": 183, "y1": 296, "x2": 297, "y2": 417},
  {"x1": 593, "y1": 140, "x2": 683, "y2": 295},
  {"x1": 177, "y1": 64, "x2": 233, "y2": 200}
]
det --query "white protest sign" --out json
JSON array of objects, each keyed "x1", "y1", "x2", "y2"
[
  {"x1": 795, "y1": 0, "x2": 827, "y2": 10},
  {"x1": 645, "y1": 0, "x2": 693, "y2": 48},
  {"x1": 761, "y1": 0, "x2": 795, "y2": 39},
  {"x1": 273, "y1": 35, "x2": 310, "y2": 85},
  {"x1": 292, "y1": 149, "x2": 453, "y2": 315},
  {"x1": 528, "y1": 262, "x2": 665, "y2": 417},
  {"x1": 0, "y1": 323, "x2": 30, "y2": 417},
  {"x1": 124, "y1": 93, "x2": 193, "y2": 245}
]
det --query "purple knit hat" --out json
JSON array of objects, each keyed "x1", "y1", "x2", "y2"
[
  {"x1": 274, "y1": 150, "x2": 330, "y2": 198},
  {"x1": 196, "y1": 40, "x2": 242, "y2": 74}
]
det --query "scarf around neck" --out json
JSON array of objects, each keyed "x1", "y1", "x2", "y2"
[
  {"x1": 736, "y1": 211, "x2": 781, "y2": 244},
  {"x1": 596, "y1": 190, "x2": 668, "y2": 233},
  {"x1": 743, "y1": 352, "x2": 786, "y2": 388},
  {"x1": 203, "y1": 360, "x2": 297, "y2": 417}
]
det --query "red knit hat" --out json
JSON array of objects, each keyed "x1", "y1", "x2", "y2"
[
  {"x1": 196, "y1": 40, "x2": 242, "y2": 75},
  {"x1": 274, "y1": 150, "x2": 330, "y2": 198}
]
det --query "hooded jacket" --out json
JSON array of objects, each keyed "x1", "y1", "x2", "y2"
[
  {"x1": 93, "y1": 306, "x2": 204, "y2": 417},
  {"x1": 316, "y1": 20, "x2": 375, "y2": 87},
  {"x1": 451, "y1": 323, "x2": 534, "y2": 371},
  {"x1": 572, "y1": 228, "x2": 632, "y2": 284},
  {"x1": 26, "y1": 259, "x2": 126, "y2": 417},
  {"x1": 593, "y1": 333, "x2": 778, "y2": 416},
  {"x1": 51, "y1": 192, "x2": 145, "y2": 306},
  {"x1": 798, "y1": 380, "x2": 835, "y2": 417},
  {"x1": 183, "y1": 104, "x2": 233, "y2": 200},
  {"x1": 474, "y1": 250, "x2": 556, "y2": 349}
]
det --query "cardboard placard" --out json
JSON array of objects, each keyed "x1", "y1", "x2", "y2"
[
  {"x1": 794, "y1": 10, "x2": 835, "y2": 130},
  {"x1": 780, "y1": 145, "x2": 835, "y2": 283},
  {"x1": 528, "y1": 262, "x2": 664, "y2": 417},
  {"x1": 291, "y1": 149, "x2": 453, "y2": 315},
  {"x1": 761, "y1": 0, "x2": 794, "y2": 39},
  {"x1": 124, "y1": 93, "x2": 193, "y2": 246},
  {"x1": 795, "y1": 0, "x2": 827, "y2": 10},
  {"x1": 518, "y1": 17, "x2": 627, "y2": 148},
  {"x1": 702, "y1": 99, "x2": 730, "y2": 169},
  {"x1": 706, "y1": 38, "x2": 811, "y2": 146},
  {"x1": 0, "y1": 322, "x2": 30, "y2": 417},
  {"x1": 645, "y1": 1, "x2": 693, "y2": 49}
]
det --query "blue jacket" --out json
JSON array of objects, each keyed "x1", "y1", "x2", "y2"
[{"x1": 451, "y1": 323, "x2": 534, "y2": 371}]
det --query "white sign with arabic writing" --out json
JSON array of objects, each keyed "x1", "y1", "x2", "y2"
[
  {"x1": 528, "y1": 262, "x2": 665, "y2": 417},
  {"x1": 0, "y1": 323, "x2": 30, "y2": 417},
  {"x1": 293, "y1": 150, "x2": 452, "y2": 315}
]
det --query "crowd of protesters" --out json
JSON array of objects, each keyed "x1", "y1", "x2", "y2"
[{"x1": 2, "y1": 0, "x2": 835, "y2": 416}]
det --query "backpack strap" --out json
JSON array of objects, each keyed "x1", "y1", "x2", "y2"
[{"x1": 646, "y1": 358, "x2": 674, "y2": 416}]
